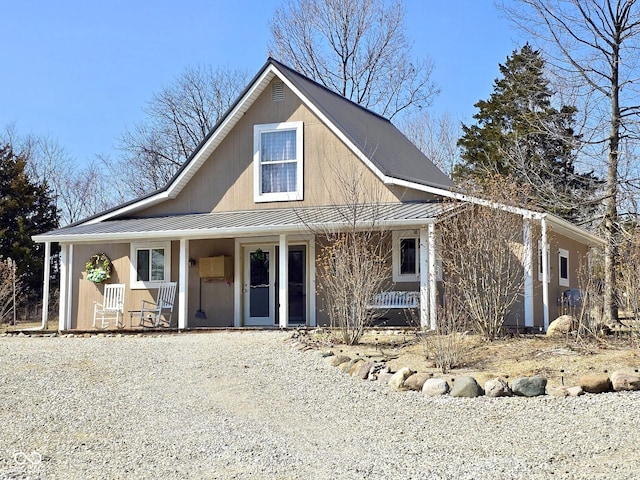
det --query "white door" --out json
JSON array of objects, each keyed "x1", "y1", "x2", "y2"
[{"x1": 244, "y1": 246, "x2": 275, "y2": 326}]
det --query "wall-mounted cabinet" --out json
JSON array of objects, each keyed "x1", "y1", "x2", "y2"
[{"x1": 199, "y1": 255, "x2": 233, "y2": 280}]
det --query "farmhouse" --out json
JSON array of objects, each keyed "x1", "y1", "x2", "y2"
[{"x1": 33, "y1": 58, "x2": 603, "y2": 331}]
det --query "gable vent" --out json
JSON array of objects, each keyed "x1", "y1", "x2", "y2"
[{"x1": 272, "y1": 82, "x2": 285, "y2": 102}]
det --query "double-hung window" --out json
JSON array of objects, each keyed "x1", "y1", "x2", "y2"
[
  {"x1": 130, "y1": 241, "x2": 171, "y2": 289},
  {"x1": 254, "y1": 121, "x2": 303, "y2": 202}
]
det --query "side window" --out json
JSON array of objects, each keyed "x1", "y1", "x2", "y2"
[
  {"x1": 254, "y1": 121, "x2": 304, "y2": 202},
  {"x1": 393, "y1": 231, "x2": 419, "y2": 282},
  {"x1": 130, "y1": 242, "x2": 171, "y2": 289},
  {"x1": 558, "y1": 248, "x2": 569, "y2": 287}
]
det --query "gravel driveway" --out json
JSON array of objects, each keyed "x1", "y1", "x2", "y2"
[{"x1": 0, "y1": 331, "x2": 636, "y2": 479}]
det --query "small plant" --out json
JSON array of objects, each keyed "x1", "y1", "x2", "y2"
[{"x1": 419, "y1": 294, "x2": 470, "y2": 373}]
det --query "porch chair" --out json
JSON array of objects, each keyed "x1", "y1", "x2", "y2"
[
  {"x1": 138, "y1": 282, "x2": 177, "y2": 327},
  {"x1": 93, "y1": 283, "x2": 125, "y2": 329}
]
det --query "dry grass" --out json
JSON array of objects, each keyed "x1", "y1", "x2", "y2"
[{"x1": 306, "y1": 330, "x2": 640, "y2": 389}]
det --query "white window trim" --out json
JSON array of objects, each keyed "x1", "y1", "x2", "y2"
[
  {"x1": 558, "y1": 248, "x2": 570, "y2": 287},
  {"x1": 253, "y1": 121, "x2": 304, "y2": 203},
  {"x1": 393, "y1": 231, "x2": 419, "y2": 283},
  {"x1": 538, "y1": 241, "x2": 550, "y2": 283},
  {"x1": 130, "y1": 241, "x2": 171, "y2": 290}
]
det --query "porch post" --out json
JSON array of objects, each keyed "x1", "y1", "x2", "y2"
[
  {"x1": 234, "y1": 239, "x2": 241, "y2": 327},
  {"x1": 58, "y1": 244, "x2": 68, "y2": 331},
  {"x1": 428, "y1": 223, "x2": 438, "y2": 330},
  {"x1": 279, "y1": 234, "x2": 288, "y2": 328},
  {"x1": 308, "y1": 236, "x2": 316, "y2": 327},
  {"x1": 419, "y1": 227, "x2": 429, "y2": 329},
  {"x1": 178, "y1": 238, "x2": 188, "y2": 330},
  {"x1": 41, "y1": 241, "x2": 51, "y2": 329},
  {"x1": 541, "y1": 217, "x2": 550, "y2": 331},
  {"x1": 523, "y1": 218, "x2": 534, "y2": 328}
]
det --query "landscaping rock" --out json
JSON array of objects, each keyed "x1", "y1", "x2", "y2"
[
  {"x1": 450, "y1": 376, "x2": 482, "y2": 398},
  {"x1": 340, "y1": 358, "x2": 362, "y2": 372},
  {"x1": 403, "y1": 372, "x2": 433, "y2": 391},
  {"x1": 422, "y1": 378, "x2": 450, "y2": 396},
  {"x1": 610, "y1": 370, "x2": 640, "y2": 392},
  {"x1": 484, "y1": 378, "x2": 512, "y2": 397},
  {"x1": 511, "y1": 376, "x2": 547, "y2": 397},
  {"x1": 348, "y1": 360, "x2": 365, "y2": 376},
  {"x1": 579, "y1": 374, "x2": 611, "y2": 394},
  {"x1": 546, "y1": 315, "x2": 575, "y2": 336},
  {"x1": 325, "y1": 354, "x2": 350, "y2": 367},
  {"x1": 388, "y1": 367, "x2": 413, "y2": 390},
  {"x1": 368, "y1": 364, "x2": 388, "y2": 381},
  {"x1": 377, "y1": 371, "x2": 394, "y2": 384},
  {"x1": 566, "y1": 386, "x2": 584, "y2": 397},
  {"x1": 353, "y1": 361, "x2": 374, "y2": 380}
]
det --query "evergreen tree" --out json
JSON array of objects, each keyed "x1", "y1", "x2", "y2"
[
  {"x1": 455, "y1": 44, "x2": 599, "y2": 223},
  {"x1": 0, "y1": 145, "x2": 58, "y2": 300}
]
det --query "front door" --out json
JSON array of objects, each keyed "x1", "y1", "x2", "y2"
[{"x1": 244, "y1": 246, "x2": 275, "y2": 326}]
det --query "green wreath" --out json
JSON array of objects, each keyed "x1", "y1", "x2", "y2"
[{"x1": 85, "y1": 253, "x2": 112, "y2": 283}]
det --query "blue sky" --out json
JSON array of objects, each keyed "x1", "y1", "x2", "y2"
[{"x1": 1, "y1": 1, "x2": 524, "y2": 166}]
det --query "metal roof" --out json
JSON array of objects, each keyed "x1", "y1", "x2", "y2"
[{"x1": 34, "y1": 202, "x2": 450, "y2": 243}]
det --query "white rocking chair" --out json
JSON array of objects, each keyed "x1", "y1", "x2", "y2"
[
  {"x1": 138, "y1": 282, "x2": 177, "y2": 327},
  {"x1": 93, "y1": 283, "x2": 125, "y2": 329}
]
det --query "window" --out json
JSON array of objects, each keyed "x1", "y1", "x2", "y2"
[
  {"x1": 130, "y1": 242, "x2": 171, "y2": 289},
  {"x1": 558, "y1": 248, "x2": 569, "y2": 287},
  {"x1": 538, "y1": 241, "x2": 550, "y2": 282},
  {"x1": 393, "y1": 231, "x2": 419, "y2": 282},
  {"x1": 254, "y1": 121, "x2": 303, "y2": 202},
  {"x1": 392, "y1": 230, "x2": 443, "y2": 283}
]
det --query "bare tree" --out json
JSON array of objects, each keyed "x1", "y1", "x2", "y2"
[
  {"x1": 269, "y1": 0, "x2": 439, "y2": 120},
  {"x1": 0, "y1": 258, "x2": 21, "y2": 325},
  {"x1": 2, "y1": 125, "x2": 114, "y2": 226},
  {"x1": 399, "y1": 111, "x2": 460, "y2": 177},
  {"x1": 502, "y1": 0, "x2": 640, "y2": 324},
  {"x1": 111, "y1": 65, "x2": 249, "y2": 196}
]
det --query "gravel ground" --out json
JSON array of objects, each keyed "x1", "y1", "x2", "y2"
[{"x1": 0, "y1": 331, "x2": 637, "y2": 480}]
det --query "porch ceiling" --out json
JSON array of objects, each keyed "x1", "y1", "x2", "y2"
[{"x1": 34, "y1": 202, "x2": 450, "y2": 243}]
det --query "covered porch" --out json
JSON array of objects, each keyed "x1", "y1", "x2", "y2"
[{"x1": 35, "y1": 203, "x2": 447, "y2": 331}]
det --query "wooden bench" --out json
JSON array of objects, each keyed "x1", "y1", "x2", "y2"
[{"x1": 368, "y1": 291, "x2": 419, "y2": 309}]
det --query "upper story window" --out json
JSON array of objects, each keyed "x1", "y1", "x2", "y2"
[
  {"x1": 254, "y1": 121, "x2": 304, "y2": 202},
  {"x1": 130, "y1": 241, "x2": 171, "y2": 289}
]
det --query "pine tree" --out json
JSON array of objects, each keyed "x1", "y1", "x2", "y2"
[
  {"x1": 455, "y1": 44, "x2": 599, "y2": 223},
  {"x1": 0, "y1": 145, "x2": 58, "y2": 300}
]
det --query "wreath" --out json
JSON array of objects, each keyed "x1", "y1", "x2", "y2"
[{"x1": 85, "y1": 253, "x2": 112, "y2": 283}]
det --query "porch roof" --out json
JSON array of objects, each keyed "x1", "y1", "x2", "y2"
[{"x1": 34, "y1": 202, "x2": 449, "y2": 243}]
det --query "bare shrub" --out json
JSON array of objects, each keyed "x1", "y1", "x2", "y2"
[
  {"x1": 318, "y1": 229, "x2": 390, "y2": 346},
  {"x1": 0, "y1": 258, "x2": 21, "y2": 325},
  {"x1": 440, "y1": 178, "x2": 528, "y2": 339},
  {"x1": 420, "y1": 291, "x2": 469, "y2": 373}
]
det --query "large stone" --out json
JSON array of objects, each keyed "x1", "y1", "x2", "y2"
[
  {"x1": 422, "y1": 378, "x2": 450, "y2": 396},
  {"x1": 340, "y1": 358, "x2": 363, "y2": 372},
  {"x1": 325, "y1": 354, "x2": 350, "y2": 367},
  {"x1": 511, "y1": 376, "x2": 547, "y2": 397},
  {"x1": 388, "y1": 367, "x2": 413, "y2": 390},
  {"x1": 450, "y1": 376, "x2": 483, "y2": 398},
  {"x1": 367, "y1": 364, "x2": 389, "y2": 381},
  {"x1": 546, "y1": 315, "x2": 575, "y2": 336},
  {"x1": 353, "y1": 361, "x2": 375, "y2": 380},
  {"x1": 484, "y1": 378, "x2": 513, "y2": 397},
  {"x1": 579, "y1": 374, "x2": 611, "y2": 394},
  {"x1": 610, "y1": 370, "x2": 640, "y2": 392},
  {"x1": 403, "y1": 372, "x2": 433, "y2": 391},
  {"x1": 348, "y1": 360, "x2": 365, "y2": 376}
]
